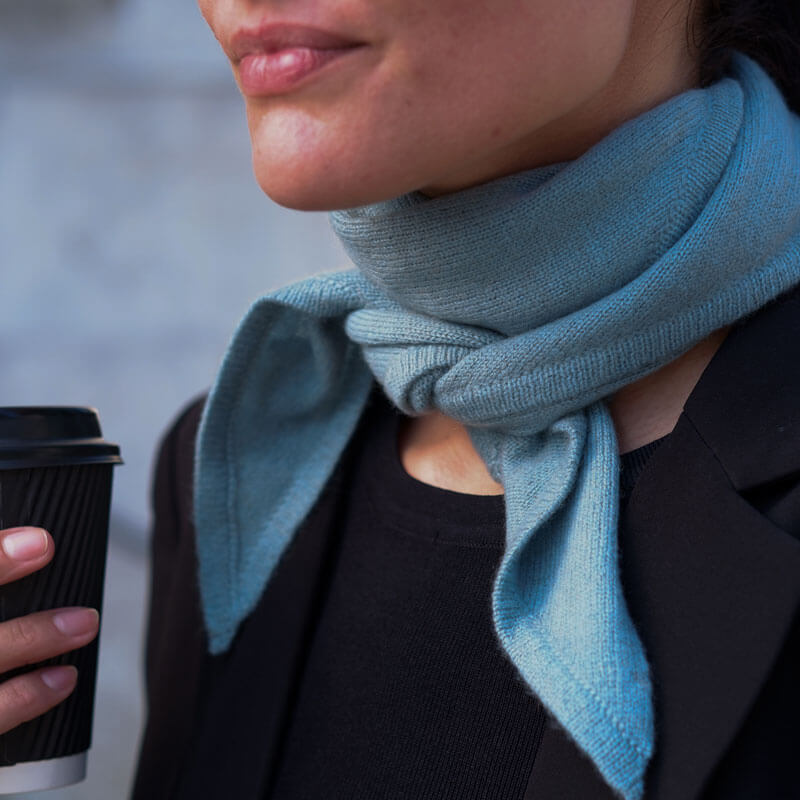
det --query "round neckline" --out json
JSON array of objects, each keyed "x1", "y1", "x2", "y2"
[
  {"x1": 359, "y1": 389, "x2": 671, "y2": 545},
  {"x1": 361, "y1": 396, "x2": 506, "y2": 546}
]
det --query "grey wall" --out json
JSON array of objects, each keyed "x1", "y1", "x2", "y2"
[{"x1": 0, "y1": 1, "x2": 348, "y2": 797}]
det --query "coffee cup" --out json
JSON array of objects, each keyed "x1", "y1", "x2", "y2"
[{"x1": 0, "y1": 407, "x2": 121, "y2": 793}]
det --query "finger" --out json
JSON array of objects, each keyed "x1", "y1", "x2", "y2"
[
  {"x1": 0, "y1": 528, "x2": 54, "y2": 586},
  {"x1": 0, "y1": 665, "x2": 78, "y2": 735},
  {"x1": 0, "y1": 608, "x2": 99, "y2": 675}
]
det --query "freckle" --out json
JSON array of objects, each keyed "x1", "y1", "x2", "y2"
[{"x1": 490, "y1": 125, "x2": 503, "y2": 139}]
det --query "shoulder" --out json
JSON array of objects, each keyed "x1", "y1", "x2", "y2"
[
  {"x1": 150, "y1": 393, "x2": 207, "y2": 540},
  {"x1": 154, "y1": 393, "x2": 206, "y2": 486}
]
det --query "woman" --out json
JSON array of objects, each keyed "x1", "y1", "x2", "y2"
[{"x1": 1, "y1": 1, "x2": 798, "y2": 798}]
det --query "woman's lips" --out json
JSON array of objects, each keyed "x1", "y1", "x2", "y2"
[
  {"x1": 239, "y1": 46, "x2": 363, "y2": 95},
  {"x1": 231, "y1": 24, "x2": 367, "y2": 97}
]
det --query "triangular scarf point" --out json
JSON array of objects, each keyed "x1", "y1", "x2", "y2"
[{"x1": 194, "y1": 51, "x2": 800, "y2": 800}]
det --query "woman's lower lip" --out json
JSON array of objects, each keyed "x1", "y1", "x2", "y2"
[{"x1": 239, "y1": 46, "x2": 363, "y2": 96}]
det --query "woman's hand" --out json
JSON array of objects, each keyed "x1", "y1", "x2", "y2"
[{"x1": 0, "y1": 526, "x2": 99, "y2": 734}]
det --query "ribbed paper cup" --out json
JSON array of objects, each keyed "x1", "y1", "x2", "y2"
[{"x1": 0, "y1": 408, "x2": 121, "y2": 794}]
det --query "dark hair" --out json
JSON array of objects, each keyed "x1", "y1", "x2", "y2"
[{"x1": 689, "y1": 0, "x2": 800, "y2": 112}]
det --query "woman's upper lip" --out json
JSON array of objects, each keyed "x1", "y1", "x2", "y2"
[{"x1": 230, "y1": 23, "x2": 366, "y2": 61}]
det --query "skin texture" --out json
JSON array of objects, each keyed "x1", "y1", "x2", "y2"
[{"x1": 199, "y1": 0, "x2": 728, "y2": 495}]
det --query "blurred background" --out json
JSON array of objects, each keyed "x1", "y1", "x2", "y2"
[{"x1": 0, "y1": 0, "x2": 347, "y2": 796}]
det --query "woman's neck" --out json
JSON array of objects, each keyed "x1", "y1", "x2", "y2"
[
  {"x1": 606, "y1": 324, "x2": 731, "y2": 452},
  {"x1": 397, "y1": 325, "x2": 732, "y2": 496}
]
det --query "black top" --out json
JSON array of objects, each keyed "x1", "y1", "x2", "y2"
[{"x1": 267, "y1": 389, "x2": 667, "y2": 799}]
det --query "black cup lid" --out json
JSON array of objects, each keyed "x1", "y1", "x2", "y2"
[{"x1": 0, "y1": 407, "x2": 122, "y2": 469}]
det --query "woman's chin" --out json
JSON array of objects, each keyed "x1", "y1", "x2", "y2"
[
  {"x1": 251, "y1": 157, "x2": 409, "y2": 212},
  {"x1": 244, "y1": 98, "x2": 445, "y2": 210},
  {"x1": 254, "y1": 179, "x2": 344, "y2": 212}
]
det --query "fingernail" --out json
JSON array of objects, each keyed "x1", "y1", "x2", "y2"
[
  {"x1": 41, "y1": 666, "x2": 78, "y2": 692},
  {"x1": 53, "y1": 608, "x2": 99, "y2": 637},
  {"x1": 2, "y1": 529, "x2": 48, "y2": 561}
]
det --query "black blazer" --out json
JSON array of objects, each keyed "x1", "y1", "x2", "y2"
[{"x1": 130, "y1": 285, "x2": 800, "y2": 800}]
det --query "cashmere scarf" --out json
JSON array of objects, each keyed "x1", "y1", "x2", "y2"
[{"x1": 193, "y1": 51, "x2": 800, "y2": 799}]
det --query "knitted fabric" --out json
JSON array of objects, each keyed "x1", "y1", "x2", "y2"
[{"x1": 193, "y1": 51, "x2": 800, "y2": 800}]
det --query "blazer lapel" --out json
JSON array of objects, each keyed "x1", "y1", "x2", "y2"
[{"x1": 621, "y1": 285, "x2": 800, "y2": 800}]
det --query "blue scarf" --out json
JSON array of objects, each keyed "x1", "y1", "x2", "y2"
[{"x1": 193, "y1": 51, "x2": 800, "y2": 799}]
